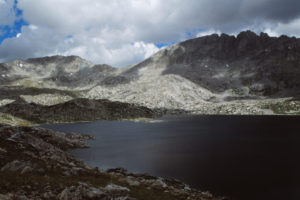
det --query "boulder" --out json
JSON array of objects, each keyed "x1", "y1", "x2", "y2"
[
  {"x1": 58, "y1": 182, "x2": 107, "y2": 200},
  {"x1": 103, "y1": 184, "x2": 130, "y2": 196}
]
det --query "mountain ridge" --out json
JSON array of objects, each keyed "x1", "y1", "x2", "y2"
[{"x1": 0, "y1": 30, "x2": 299, "y2": 120}]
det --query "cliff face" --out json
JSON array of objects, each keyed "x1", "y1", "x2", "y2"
[{"x1": 129, "y1": 31, "x2": 300, "y2": 97}]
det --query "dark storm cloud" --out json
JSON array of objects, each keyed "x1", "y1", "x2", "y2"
[
  {"x1": 240, "y1": 0, "x2": 300, "y2": 23},
  {"x1": 175, "y1": 0, "x2": 300, "y2": 34}
]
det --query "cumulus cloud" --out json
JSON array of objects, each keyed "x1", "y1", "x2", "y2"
[
  {"x1": 0, "y1": 25, "x2": 68, "y2": 62},
  {"x1": 0, "y1": 0, "x2": 300, "y2": 66},
  {"x1": 61, "y1": 40, "x2": 159, "y2": 67}
]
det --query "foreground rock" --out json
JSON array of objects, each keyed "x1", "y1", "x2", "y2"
[{"x1": 0, "y1": 124, "x2": 226, "y2": 200}]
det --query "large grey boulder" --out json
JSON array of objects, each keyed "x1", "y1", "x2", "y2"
[{"x1": 58, "y1": 182, "x2": 107, "y2": 200}]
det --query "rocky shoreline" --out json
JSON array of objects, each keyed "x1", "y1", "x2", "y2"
[{"x1": 0, "y1": 124, "x2": 226, "y2": 200}]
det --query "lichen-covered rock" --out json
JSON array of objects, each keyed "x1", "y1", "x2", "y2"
[
  {"x1": 119, "y1": 176, "x2": 141, "y2": 186},
  {"x1": 103, "y1": 184, "x2": 130, "y2": 196},
  {"x1": 58, "y1": 183, "x2": 107, "y2": 200}
]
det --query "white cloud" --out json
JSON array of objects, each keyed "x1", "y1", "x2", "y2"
[
  {"x1": 263, "y1": 28, "x2": 280, "y2": 37},
  {"x1": 61, "y1": 40, "x2": 159, "y2": 67},
  {"x1": 1, "y1": 0, "x2": 300, "y2": 66},
  {"x1": 28, "y1": 24, "x2": 38, "y2": 30},
  {"x1": 252, "y1": 18, "x2": 300, "y2": 38},
  {"x1": 0, "y1": 23, "x2": 160, "y2": 67}
]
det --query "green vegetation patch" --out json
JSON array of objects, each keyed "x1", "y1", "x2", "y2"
[{"x1": 0, "y1": 112, "x2": 33, "y2": 126}]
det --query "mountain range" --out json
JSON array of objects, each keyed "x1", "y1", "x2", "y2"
[{"x1": 0, "y1": 30, "x2": 299, "y2": 125}]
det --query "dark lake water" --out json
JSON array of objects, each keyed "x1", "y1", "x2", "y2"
[{"x1": 42, "y1": 115, "x2": 300, "y2": 200}]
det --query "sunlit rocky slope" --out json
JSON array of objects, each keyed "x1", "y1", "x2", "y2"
[{"x1": 1, "y1": 31, "x2": 300, "y2": 125}]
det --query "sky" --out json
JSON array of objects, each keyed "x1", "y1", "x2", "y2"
[{"x1": 0, "y1": 0, "x2": 300, "y2": 67}]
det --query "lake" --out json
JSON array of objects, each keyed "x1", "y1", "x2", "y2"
[{"x1": 42, "y1": 115, "x2": 300, "y2": 200}]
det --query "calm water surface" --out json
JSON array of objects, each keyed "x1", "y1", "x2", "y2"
[{"x1": 42, "y1": 115, "x2": 300, "y2": 200}]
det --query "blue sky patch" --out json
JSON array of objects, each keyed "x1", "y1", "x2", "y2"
[
  {"x1": 155, "y1": 42, "x2": 176, "y2": 48},
  {"x1": 185, "y1": 28, "x2": 206, "y2": 38},
  {"x1": 65, "y1": 35, "x2": 73, "y2": 39},
  {"x1": 0, "y1": 0, "x2": 28, "y2": 44},
  {"x1": 13, "y1": 0, "x2": 23, "y2": 16}
]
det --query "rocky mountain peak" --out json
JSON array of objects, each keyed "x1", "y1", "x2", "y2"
[
  {"x1": 237, "y1": 30, "x2": 259, "y2": 39},
  {"x1": 259, "y1": 32, "x2": 270, "y2": 39}
]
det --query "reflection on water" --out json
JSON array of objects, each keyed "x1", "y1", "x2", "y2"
[{"x1": 42, "y1": 115, "x2": 300, "y2": 200}]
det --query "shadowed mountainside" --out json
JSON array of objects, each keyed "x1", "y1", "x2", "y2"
[{"x1": 126, "y1": 31, "x2": 300, "y2": 97}]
